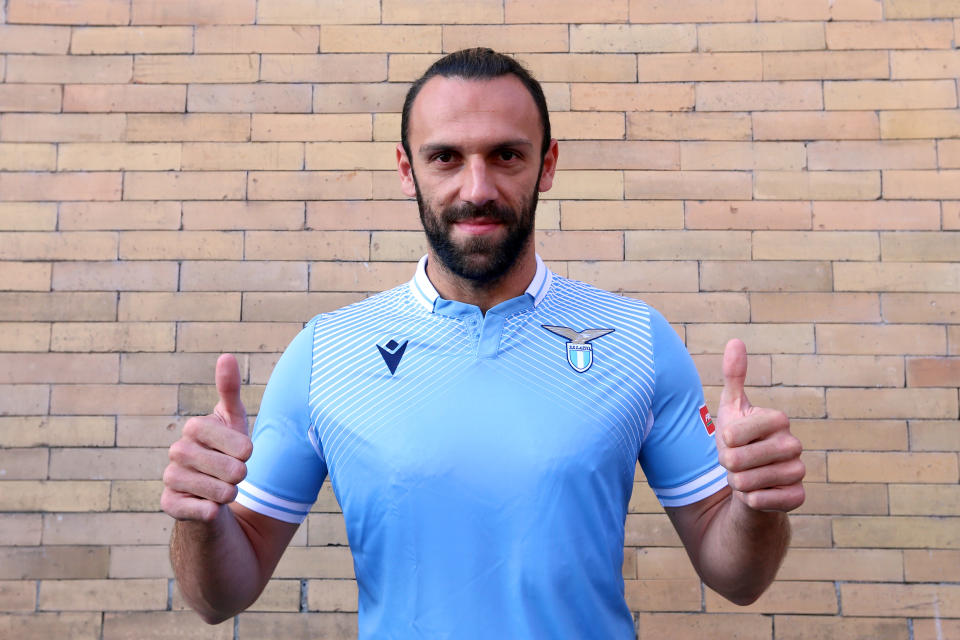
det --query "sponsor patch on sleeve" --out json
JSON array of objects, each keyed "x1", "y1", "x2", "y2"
[{"x1": 699, "y1": 404, "x2": 716, "y2": 436}]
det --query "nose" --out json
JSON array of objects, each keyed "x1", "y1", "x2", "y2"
[{"x1": 460, "y1": 157, "x2": 498, "y2": 207}]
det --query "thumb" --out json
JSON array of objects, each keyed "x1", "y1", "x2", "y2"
[
  {"x1": 719, "y1": 338, "x2": 750, "y2": 419},
  {"x1": 215, "y1": 353, "x2": 247, "y2": 434}
]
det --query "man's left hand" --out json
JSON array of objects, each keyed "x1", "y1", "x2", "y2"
[{"x1": 714, "y1": 339, "x2": 805, "y2": 512}]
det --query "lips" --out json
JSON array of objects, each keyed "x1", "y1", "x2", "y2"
[{"x1": 452, "y1": 217, "x2": 503, "y2": 234}]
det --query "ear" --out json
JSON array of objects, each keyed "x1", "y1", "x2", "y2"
[
  {"x1": 397, "y1": 143, "x2": 418, "y2": 198},
  {"x1": 537, "y1": 139, "x2": 559, "y2": 193}
]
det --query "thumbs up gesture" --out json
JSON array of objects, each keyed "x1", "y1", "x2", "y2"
[
  {"x1": 715, "y1": 340, "x2": 805, "y2": 513},
  {"x1": 161, "y1": 354, "x2": 253, "y2": 522}
]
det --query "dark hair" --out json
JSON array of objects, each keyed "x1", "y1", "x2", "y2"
[{"x1": 400, "y1": 48, "x2": 552, "y2": 162}]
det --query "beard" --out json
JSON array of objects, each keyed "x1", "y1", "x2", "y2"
[{"x1": 413, "y1": 173, "x2": 539, "y2": 286}]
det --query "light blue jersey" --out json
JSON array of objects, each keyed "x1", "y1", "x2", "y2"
[{"x1": 236, "y1": 255, "x2": 726, "y2": 639}]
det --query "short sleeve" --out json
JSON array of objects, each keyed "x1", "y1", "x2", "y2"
[
  {"x1": 235, "y1": 317, "x2": 328, "y2": 523},
  {"x1": 637, "y1": 308, "x2": 728, "y2": 507}
]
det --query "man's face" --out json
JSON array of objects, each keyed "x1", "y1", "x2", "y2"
[{"x1": 398, "y1": 75, "x2": 558, "y2": 284}]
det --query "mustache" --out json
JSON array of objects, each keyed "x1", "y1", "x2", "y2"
[{"x1": 442, "y1": 201, "x2": 516, "y2": 224}]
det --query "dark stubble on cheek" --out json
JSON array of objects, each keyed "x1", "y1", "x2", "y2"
[{"x1": 412, "y1": 167, "x2": 540, "y2": 286}]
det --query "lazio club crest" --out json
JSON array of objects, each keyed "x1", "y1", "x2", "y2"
[{"x1": 541, "y1": 325, "x2": 616, "y2": 373}]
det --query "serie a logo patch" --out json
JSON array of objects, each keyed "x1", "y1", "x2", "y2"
[{"x1": 699, "y1": 405, "x2": 716, "y2": 436}]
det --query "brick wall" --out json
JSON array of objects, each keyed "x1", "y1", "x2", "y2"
[{"x1": 1, "y1": 1, "x2": 958, "y2": 638}]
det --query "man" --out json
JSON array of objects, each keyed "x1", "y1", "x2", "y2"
[{"x1": 161, "y1": 48, "x2": 805, "y2": 638}]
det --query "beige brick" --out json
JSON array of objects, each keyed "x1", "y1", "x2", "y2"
[
  {"x1": 624, "y1": 513, "x2": 681, "y2": 546},
  {"x1": 43, "y1": 512, "x2": 171, "y2": 545},
  {"x1": 178, "y1": 383, "x2": 264, "y2": 416},
  {"x1": 764, "y1": 51, "x2": 888, "y2": 80},
  {"x1": 639, "y1": 53, "x2": 763, "y2": 83},
  {"x1": 108, "y1": 545, "x2": 172, "y2": 578},
  {"x1": 0, "y1": 292, "x2": 116, "y2": 321},
  {"x1": 812, "y1": 200, "x2": 940, "y2": 230},
  {"x1": 884, "y1": 293, "x2": 960, "y2": 324},
  {"x1": 307, "y1": 201, "x2": 418, "y2": 231},
  {"x1": 754, "y1": 110, "x2": 879, "y2": 140},
  {"x1": 123, "y1": 171, "x2": 246, "y2": 201},
  {"x1": 120, "y1": 353, "x2": 229, "y2": 385},
  {"x1": 118, "y1": 230, "x2": 242, "y2": 260},
  {"x1": 243, "y1": 293, "x2": 364, "y2": 322},
  {"x1": 367, "y1": 231, "x2": 427, "y2": 261},
  {"x1": 51, "y1": 384, "x2": 177, "y2": 415},
  {"x1": 561, "y1": 201, "x2": 682, "y2": 230},
  {"x1": 116, "y1": 416, "x2": 188, "y2": 448},
  {"x1": 181, "y1": 143, "x2": 303, "y2": 172},
  {"x1": 0, "y1": 231, "x2": 117, "y2": 260},
  {"x1": 542, "y1": 112, "x2": 626, "y2": 141},
  {"x1": 119, "y1": 292, "x2": 239, "y2": 321},
  {"x1": 625, "y1": 579, "x2": 701, "y2": 612},
  {"x1": 0, "y1": 25, "x2": 71, "y2": 53},
  {"x1": 176, "y1": 322, "x2": 300, "y2": 353},
  {"x1": 320, "y1": 25, "x2": 439, "y2": 54},
  {"x1": 700, "y1": 261, "x2": 832, "y2": 292},
  {"x1": 0, "y1": 447, "x2": 48, "y2": 477},
  {"x1": 252, "y1": 114, "x2": 370, "y2": 141},
  {"x1": 134, "y1": 54, "x2": 258, "y2": 83},
  {"x1": 58, "y1": 143, "x2": 179, "y2": 171},
  {"x1": 809, "y1": 141, "x2": 937, "y2": 171},
  {"x1": 181, "y1": 261, "x2": 307, "y2": 292},
  {"x1": 885, "y1": 0, "x2": 960, "y2": 18},
  {"x1": 624, "y1": 170, "x2": 751, "y2": 200},
  {"x1": 257, "y1": 0, "x2": 378, "y2": 25},
  {"x1": 306, "y1": 579, "x2": 357, "y2": 612},
  {"x1": 842, "y1": 583, "x2": 960, "y2": 617},
  {"x1": 188, "y1": 84, "x2": 312, "y2": 114},
  {"x1": 881, "y1": 109, "x2": 960, "y2": 138},
  {"x1": 827, "y1": 80, "x2": 957, "y2": 111},
  {"x1": 70, "y1": 26, "x2": 193, "y2": 54},
  {"x1": 706, "y1": 581, "x2": 837, "y2": 614},
  {"x1": 196, "y1": 27, "x2": 314, "y2": 54},
  {"x1": 0, "y1": 416, "x2": 114, "y2": 447},
  {"x1": 0, "y1": 144, "x2": 55, "y2": 171},
  {"x1": 699, "y1": 22, "x2": 825, "y2": 52},
  {"x1": 570, "y1": 83, "x2": 693, "y2": 112},
  {"x1": 0, "y1": 581, "x2": 36, "y2": 612},
  {"x1": 0, "y1": 261, "x2": 50, "y2": 291},
  {"x1": 567, "y1": 261, "x2": 698, "y2": 293},
  {"x1": 0, "y1": 353, "x2": 116, "y2": 384},
  {"x1": 915, "y1": 619, "x2": 960, "y2": 640},
  {"x1": 382, "y1": 0, "x2": 501, "y2": 23},
  {"x1": 0, "y1": 546, "x2": 108, "y2": 580},
  {"x1": 515, "y1": 54, "x2": 636, "y2": 83},
  {"x1": 51, "y1": 322, "x2": 175, "y2": 353},
  {"x1": 779, "y1": 548, "x2": 900, "y2": 580},
  {"x1": 0, "y1": 202, "x2": 57, "y2": 231},
  {"x1": 628, "y1": 112, "x2": 752, "y2": 141},
  {"x1": 755, "y1": 170, "x2": 880, "y2": 200},
  {"x1": 836, "y1": 515, "x2": 960, "y2": 548},
  {"x1": 272, "y1": 545, "x2": 356, "y2": 579},
  {"x1": 104, "y1": 611, "x2": 232, "y2": 639},
  {"x1": 130, "y1": 0, "x2": 254, "y2": 25},
  {"x1": 940, "y1": 141, "x2": 960, "y2": 169},
  {"x1": 237, "y1": 612, "x2": 358, "y2": 639},
  {"x1": 305, "y1": 142, "x2": 398, "y2": 171},
  {"x1": 952, "y1": 325, "x2": 960, "y2": 355},
  {"x1": 6, "y1": 54, "x2": 130, "y2": 84},
  {"x1": 0, "y1": 322, "x2": 50, "y2": 351},
  {"x1": 260, "y1": 54, "x2": 385, "y2": 83},
  {"x1": 245, "y1": 231, "x2": 368, "y2": 261},
  {"x1": 0, "y1": 84, "x2": 62, "y2": 113},
  {"x1": 309, "y1": 261, "x2": 414, "y2": 292},
  {"x1": 800, "y1": 451, "x2": 829, "y2": 482},
  {"x1": 127, "y1": 114, "x2": 250, "y2": 142},
  {"x1": 535, "y1": 230, "x2": 622, "y2": 261},
  {"x1": 0, "y1": 613, "x2": 101, "y2": 639},
  {"x1": 64, "y1": 84, "x2": 186, "y2": 113},
  {"x1": 794, "y1": 482, "x2": 889, "y2": 516},
  {"x1": 685, "y1": 322, "x2": 814, "y2": 354},
  {"x1": 248, "y1": 172, "x2": 373, "y2": 201},
  {"x1": 758, "y1": 0, "x2": 884, "y2": 20},
  {"x1": 39, "y1": 579, "x2": 166, "y2": 612},
  {"x1": 694, "y1": 352, "x2": 771, "y2": 386},
  {"x1": 883, "y1": 231, "x2": 960, "y2": 262},
  {"x1": 306, "y1": 514, "x2": 349, "y2": 546},
  {"x1": 697, "y1": 81, "x2": 822, "y2": 111},
  {"x1": 636, "y1": 613, "x2": 771, "y2": 640},
  {"x1": 818, "y1": 323, "x2": 945, "y2": 355},
  {"x1": 629, "y1": 0, "x2": 755, "y2": 23},
  {"x1": 773, "y1": 354, "x2": 901, "y2": 387},
  {"x1": 905, "y1": 549, "x2": 960, "y2": 582},
  {"x1": 910, "y1": 420, "x2": 960, "y2": 451},
  {"x1": 632, "y1": 292, "x2": 750, "y2": 323},
  {"x1": 506, "y1": 0, "x2": 627, "y2": 22},
  {"x1": 885, "y1": 169, "x2": 960, "y2": 199},
  {"x1": 0, "y1": 514, "x2": 42, "y2": 545},
  {"x1": 890, "y1": 484, "x2": 960, "y2": 516},
  {"x1": 908, "y1": 357, "x2": 960, "y2": 388},
  {"x1": 685, "y1": 201, "x2": 809, "y2": 230},
  {"x1": 681, "y1": 142, "x2": 803, "y2": 170},
  {"x1": 571, "y1": 24, "x2": 695, "y2": 53},
  {"x1": 827, "y1": 19, "x2": 955, "y2": 49},
  {"x1": 0, "y1": 173, "x2": 122, "y2": 203},
  {"x1": 753, "y1": 230, "x2": 879, "y2": 260},
  {"x1": 7, "y1": 0, "x2": 129, "y2": 24},
  {"x1": 829, "y1": 451, "x2": 958, "y2": 482},
  {"x1": 59, "y1": 202, "x2": 180, "y2": 231},
  {"x1": 751, "y1": 293, "x2": 880, "y2": 322},
  {"x1": 776, "y1": 616, "x2": 908, "y2": 640},
  {"x1": 181, "y1": 201, "x2": 301, "y2": 230},
  {"x1": 828, "y1": 388, "x2": 958, "y2": 419},
  {"x1": 0, "y1": 480, "x2": 110, "y2": 511},
  {"x1": 2, "y1": 114, "x2": 125, "y2": 143},
  {"x1": 442, "y1": 25, "x2": 568, "y2": 53},
  {"x1": 625, "y1": 230, "x2": 750, "y2": 260},
  {"x1": 836, "y1": 262, "x2": 960, "y2": 293},
  {"x1": 51, "y1": 448, "x2": 166, "y2": 480}
]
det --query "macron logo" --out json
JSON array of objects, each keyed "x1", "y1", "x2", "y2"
[{"x1": 377, "y1": 339, "x2": 408, "y2": 375}]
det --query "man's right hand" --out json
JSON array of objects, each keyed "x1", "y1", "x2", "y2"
[{"x1": 162, "y1": 353, "x2": 253, "y2": 522}]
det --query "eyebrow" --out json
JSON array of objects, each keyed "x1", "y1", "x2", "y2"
[{"x1": 418, "y1": 139, "x2": 534, "y2": 154}]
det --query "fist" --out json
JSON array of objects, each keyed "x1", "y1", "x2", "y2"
[
  {"x1": 161, "y1": 354, "x2": 252, "y2": 522},
  {"x1": 715, "y1": 339, "x2": 805, "y2": 513}
]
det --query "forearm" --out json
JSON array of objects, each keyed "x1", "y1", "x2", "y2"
[
  {"x1": 170, "y1": 504, "x2": 267, "y2": 624},
  {"x1": 691, "y1": 494, "x2": 791, "y2": 605}
]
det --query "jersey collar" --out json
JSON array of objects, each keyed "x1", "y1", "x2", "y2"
[{"x1": 410, "y1": 253, "x2": 553, "y2": 313}]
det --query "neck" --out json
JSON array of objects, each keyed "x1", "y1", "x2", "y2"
[{"x1": 425, "y1": 246, "x2": 537, "y2": 313}]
